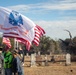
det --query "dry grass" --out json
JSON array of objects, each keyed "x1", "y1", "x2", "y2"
[
  {"x1": 23, "y1": 55, "x2": 76, "y2": 75},
  {"x1": 23, "y1": 62, "x2": 76, "y2": 75}
]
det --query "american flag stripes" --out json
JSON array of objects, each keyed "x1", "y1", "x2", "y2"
[
  {"x1": 33, "y1": 25, "x2": 45, "y2": 46},
  {"x1": 15, "y1": 38, "x2": 31, "y2": 51},
  {"x1": 2, "y1": 37, "x2": 11, "y2": 48},
  {"x1": 15, "y1": 25, "x2": 45, "y2": 50}
]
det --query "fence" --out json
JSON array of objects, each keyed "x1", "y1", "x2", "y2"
[{"x1": 24, "y1": 54, "x2": 68, "y2": 66}]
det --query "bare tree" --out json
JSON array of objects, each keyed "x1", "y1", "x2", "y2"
[{"x1": 60, "y1": 29, "x2": 76, "y2": 54}]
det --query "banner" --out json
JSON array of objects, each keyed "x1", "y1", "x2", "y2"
[
  {"x1": 0, "y1": 6, "x2": 35, "y2": 43},
  {"x1": 0, "y1": 7, "x2": 45, "y2": 50}
]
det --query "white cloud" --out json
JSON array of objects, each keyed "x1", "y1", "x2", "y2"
[
  {"x1": 7, "y1": 0, "x2": 76, "y2": 12},
  {"x1": 7, "y1": 5, "x2": 29, "y2": 13},
  {"x1": 42, "y1": 3, "x2": 76, "y2": 10},
  {"x1": 35, "y1": 20, "x2": 76, "y2": 40}
]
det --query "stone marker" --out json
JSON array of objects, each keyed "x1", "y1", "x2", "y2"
[
  {"x1": 26, "y1": 53, "x2": 29, "y2": 56},
  {"x1": 30, "y1": 54, "x2": 36, "y2": 67},
  {"x1": 36, "y1": 55, "x2": 42, "y2": 66},
  {"x1": 65, "y1": 53, "x2": 71, "y2": 66},
  {"x1": 44, "y1": 54, "x2": 48, "y2": 66},
  {"x1": 38, "y1": 51, "x2": 41, "y2": 55}
]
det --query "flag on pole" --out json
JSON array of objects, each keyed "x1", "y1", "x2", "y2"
[
  {"x1": 15, "y1": 25, "x2": 45, "y2": 50},
  {"x1": 0, "y1": 6, "x2": 45, "y2": 50},
  {"x1": 0, "y1": 6, "x2": 35, "y2": 43},
  {"x1": 2, "y1": 37, "x2": 11, "y2": 48},
  {"x1": 33, "y1": 25, "x2": 45, "y2": 46}
]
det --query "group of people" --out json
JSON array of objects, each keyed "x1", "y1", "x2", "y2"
[{"x1": 0, "y1": 45, "x2": 24, "y2": 75}]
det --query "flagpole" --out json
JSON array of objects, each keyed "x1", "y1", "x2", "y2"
[
  {"x1": 14, "y1": 38, "x2": 19, "y2": 50},
  {"x1": 14, "y1": 38, "x2": 16, "y2": 49},
  {"x1": 0, "y1": 32, "x2": 3, "y2": 45},
  {"x1": 17, "y1": 39, "x2": 18, "y2": 49}
]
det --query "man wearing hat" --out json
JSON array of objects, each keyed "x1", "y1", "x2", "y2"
[{"x1": 3, "y1": 46, "x2": 13, "y2": 75}]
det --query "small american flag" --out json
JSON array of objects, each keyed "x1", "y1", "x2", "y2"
[{"x1": 3, "y1": 37, "x2": 11, "y2": 48}]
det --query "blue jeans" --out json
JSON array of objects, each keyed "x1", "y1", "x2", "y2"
[{"x1": 5, "y1": 68, "x2": 12, "y2": 75}]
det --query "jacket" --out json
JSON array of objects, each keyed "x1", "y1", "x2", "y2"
[{"x1": 3, "y1": 51, "x2": 13, "y2": 68}]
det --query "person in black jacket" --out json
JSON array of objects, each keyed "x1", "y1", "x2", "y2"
[
  {"x1": 12, "y1": 50, "x2": 24, "y2": 75},
  {"x1": 12, "y1": 51, "x2": 18, "y2": 75},
  {"x1": 18, "y1": 47, "x2": 24, "y2": 66}
]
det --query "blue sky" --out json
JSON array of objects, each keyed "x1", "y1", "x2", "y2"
[{"x1": 0, "y1": 0, "x2": 76, "y2": 40}]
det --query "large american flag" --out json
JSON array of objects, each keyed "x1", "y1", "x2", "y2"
[{"x1": 0, "y1": 7, "x2": 45, "y2": 50}]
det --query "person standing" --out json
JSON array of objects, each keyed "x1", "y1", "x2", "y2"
[
  {"x1": 3, "y1": 46, "x2": 13, "y2": 75},
  {"x1": 0, "y1": 47, "x2": 4, "y2": 75},
  {"x1": 18, "y1": 47, "x2": 24, "y2": 66},
  {"x1": 12, "y1": 50, "x2": 18, "y2": 75},
  {"x1": 12, "y1": 50, "x2": 24, "y2": 75}
]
